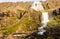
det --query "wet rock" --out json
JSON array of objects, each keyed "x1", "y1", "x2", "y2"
[{"x1": 52, "y1": 10, "x2": 57, "y2": 16}]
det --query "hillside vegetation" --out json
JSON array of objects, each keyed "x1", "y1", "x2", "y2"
[{"x1": 0, "y1": 0, "x2": 60, "y2": 39}]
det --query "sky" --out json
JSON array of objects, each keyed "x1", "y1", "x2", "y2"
[{"x1": 0, "y1": 0, "x2": 46, "y2": 2}]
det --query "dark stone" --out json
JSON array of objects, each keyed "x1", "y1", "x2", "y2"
[
  {"x1": 46, "y1": 3, "x2": 50, "y2": 9},
  {"x1": 0, "y1": 12, "x2": 5, "y2": 17},
  {"x1": 19, "y1": 13, "x2": 22, "y2": 19},
  {"x1": 35, "y1": 3, "x2": 37, "y2": 6},
  {"x1": 26, "y1": 26, "x2": 60, "y2": 39},
  {"x1": 58, "y1": 8, "x2": 60, "y2": 15},
  {"x1": 52, "y1": 10, "x2": 57, "y2": 16}
]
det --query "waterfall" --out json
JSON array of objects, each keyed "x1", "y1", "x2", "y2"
[
  {"x1": 38, "y1": 12, "x2": 49, "y2": 35},
  {"x1": 31, "y1": 2, "x2": 44, "y2": 11},
  {"x1": 31, "y1": 1, "x2": 49, "y2": 35}
]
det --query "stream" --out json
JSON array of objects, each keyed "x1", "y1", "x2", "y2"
[{"x1": 31, "y1": 1, "x2": 49, "y2": 35}]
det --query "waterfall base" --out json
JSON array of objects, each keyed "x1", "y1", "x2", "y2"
[{"x1": 38, "y1": 29, "x2": 46, "y2": 35}]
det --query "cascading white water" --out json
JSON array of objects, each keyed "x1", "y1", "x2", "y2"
[
  {"x1": 31, "y1": 1, "x2": 49, "y2": 35},
  {"x1": 31, "y1": 2, "x2": 44, "y2": 11},
  {"x1": 38, "y1": 12, "x2": 49, "y2": 35}
]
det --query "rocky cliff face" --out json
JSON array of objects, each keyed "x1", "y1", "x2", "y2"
[{"x1": 42, "y1": 0, "x2": 60, "y2": 10}]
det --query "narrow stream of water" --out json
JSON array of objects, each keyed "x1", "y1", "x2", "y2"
[
  {"x1": 31, "y1": 1, "x2": 49, "y2": 35},
  {"x1": 38, "y1": 12, "x2": 49, "y2": 35}
]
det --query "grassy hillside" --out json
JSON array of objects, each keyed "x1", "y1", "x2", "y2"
[{"x1": 0, "y1": 0, "x2": 60, "y2": 39}]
